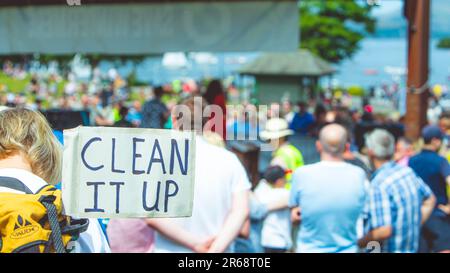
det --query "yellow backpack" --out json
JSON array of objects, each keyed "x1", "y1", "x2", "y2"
[{"x1": 0, "y1": 177, "x2": 89, "y2": 253}]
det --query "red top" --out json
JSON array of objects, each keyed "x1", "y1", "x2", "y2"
[{"x1": 209, "y1": 94, "x2": 227, "y2": 140}]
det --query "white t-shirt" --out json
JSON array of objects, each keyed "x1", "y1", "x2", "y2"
[
  {"x1": 154, "y1": 136, "x2": 251, "y2": 253},
  {"x1": 254, "y1": 181, "x2": 292, "y2": 250},
  {"x1": 0, "y1": 168, "x2": 110, "y2": 253},
  {"x1": 285, "y1": 112, "x2": 295, "y2": 124}
]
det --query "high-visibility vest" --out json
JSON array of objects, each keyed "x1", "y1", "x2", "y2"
[{"x1": 274, "y1": 144, "x2": 304, "y2": 188}]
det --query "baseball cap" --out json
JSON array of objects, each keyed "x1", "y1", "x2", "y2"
[{"x1": 422, "y1": 125, "x2": 444, "y2": 142}]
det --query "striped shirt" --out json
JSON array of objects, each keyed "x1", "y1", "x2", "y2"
[{"x1": 363, "y1": 161, "x2": 432, "y2": 253}]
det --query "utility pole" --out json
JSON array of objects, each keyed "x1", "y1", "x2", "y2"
[{"x1": 404, "y1": 0, "x2": 431, "y2": 140}]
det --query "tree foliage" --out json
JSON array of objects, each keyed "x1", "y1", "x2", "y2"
[
  {"x1": 300, "y1": 0, "x2": 377, "y2": 63},
  {"x1": 437, "y1": 38, "x2": 450, "y2": 49}
]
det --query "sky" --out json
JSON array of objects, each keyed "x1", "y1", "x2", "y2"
[{"x1": 372, "y1": 0, "x2": 403, "y2": 16}]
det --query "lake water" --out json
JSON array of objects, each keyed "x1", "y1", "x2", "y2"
[
  {"x1": 106, "y1": 38, "x2": 450, "y2": 88},
  {"x1": 335, "y1": 38, "x2": 450, "y2": 88}
]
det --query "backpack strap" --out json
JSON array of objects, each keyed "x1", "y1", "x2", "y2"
[
  {"x1": 62, "y1": 218, "x2": 89, "y2": 236},
  {"x1": 0, "y1": 176, "x2": 33, "y2": 194},
  {"x1": 39, "y1": 195, "x2": 66, "y2": 253},
  {"x1": 38, "y1": 185, "x2": 90, "y2": 251}
]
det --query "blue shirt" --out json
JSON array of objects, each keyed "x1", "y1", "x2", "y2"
[
  {"x1": 289, "y1": 112, "x2": 314, "y2": 135},
  {"x1": 364, "y1": 162, "x2": 432, "y2": 253},
  {"x1": 140, "y1": 98, "x2": 168, "y2": 129},
  {"x1": 52, "y1": 130, "x2": 64, "y2": 145},
  {"x1": 409, "y1": 149, "x2": 450, "y2": 209},
  {"x1": 126, "y1": 108, "x2": 142, "y2": 126},
  {"x1": 227, "y1": 120, "x2": 259, "y2": 140},
  {"x1": 289, "y1": 161, "x2": 367, "y2": 253}
]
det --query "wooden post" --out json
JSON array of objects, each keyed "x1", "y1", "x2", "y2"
[{"x1": 404, "y1": 0, "x2": 430, "y2": 140}]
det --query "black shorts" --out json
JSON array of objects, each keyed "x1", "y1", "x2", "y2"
[
  {"x1": 419, "y1": 212, "x2": 450, "y2": 253},
  {"x1": 264, "y1": 247, "x2": 288, "y2": 253}
]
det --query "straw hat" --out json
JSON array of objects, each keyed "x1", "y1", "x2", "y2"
[{"x1": 260, "y1": 118, "x2": 294, "y2": 140}]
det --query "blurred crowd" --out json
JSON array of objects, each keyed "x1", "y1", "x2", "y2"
[{"x1": 0, "y1": 62, "x2": 449, "y2": 253}]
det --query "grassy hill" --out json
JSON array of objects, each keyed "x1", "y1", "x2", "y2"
[{"x1": 0, "y1": 72, "x2": 31, "y2": 93}]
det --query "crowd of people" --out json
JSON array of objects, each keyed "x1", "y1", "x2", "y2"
[{"x1": 0, "y1": 62, "x2": 449, "y2": 253}]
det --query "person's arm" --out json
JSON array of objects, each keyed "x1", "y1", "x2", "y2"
[
  {"x1": 358, "y1": 226, "x2": 392, "y2": 248},
  {"x1": 238, "y1": 219, "x2": 250, "y2": 239},
  {"x1": 289, "y1": 171, "x2": 301, "y2": 224},
  {"x1": 266, "y1": 191, "x2": 290, "y2": 212},
  {"x1": 421, "y1": 194, "x2": 436, "y2": 224},
  {"x1": 248, "y1": 192, "x2": 269, "y2": 221},
  {"x1": 437, "y1": 163, "x2": 450, "y2": 214},
  {"x1": 438, "y1": 176, "x2": 450, "y2": 214},
  {"x1": 359, "y1": 184, "x2": 392, "y2": 249},
  {"x1": 146, "y1": 219, "x2": 213, "y2": 253},
  {"x1": 207, "y1": 190, "x2": 249, "y2": 253},
  {"x1": 249, "y1": 188, "x2": 288, "y2": 222},
  {"x1": 291, "y1": 207, "x2": 301, "y2": 225},
  {"x1": 95, "y1": 115, "x2": 107, "y2": 126}
]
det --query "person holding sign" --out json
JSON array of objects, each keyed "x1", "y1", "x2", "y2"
[
  {"x1": 146, "y1": 96, "x2": 251, "y2": 253},
  {"x1": 0, "y1": 108, "x2": 110, "y2": 253}
]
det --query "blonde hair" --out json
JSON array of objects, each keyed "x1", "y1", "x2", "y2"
[
  {"x1": 0, "y1": 108, "x2": 62, "y2": 185},
  {"x1": 203, "y1": 131, "x2": 225, "y2": 148}
]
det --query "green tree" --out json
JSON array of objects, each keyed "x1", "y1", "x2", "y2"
[
  {"x1": 300, "y1": 0, "x2": 377, "y2": 63},
  {"x1": 437, "y1": 38, "x2": 450, "y2": 49}
]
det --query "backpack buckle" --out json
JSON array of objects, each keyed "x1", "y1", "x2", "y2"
[{"x1": 39, "y1": 195, "x2": 56, "y2": 204}]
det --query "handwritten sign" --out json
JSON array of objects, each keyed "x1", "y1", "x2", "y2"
[{"x1": 62, "y1": 126, "x2": 196, "y2": 218}]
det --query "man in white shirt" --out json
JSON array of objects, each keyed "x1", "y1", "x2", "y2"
[{"x1": 147, "y1": 96, "x2": 250, "y2": 253}]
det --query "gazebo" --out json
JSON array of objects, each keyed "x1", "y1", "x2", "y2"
[{"x1": 239, "y1": 49, "x2": 336, "y2": 105}]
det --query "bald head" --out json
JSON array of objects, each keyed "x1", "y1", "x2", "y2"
[{"x1": 318, "y1": 124, "x2": 348, "y2": 157}]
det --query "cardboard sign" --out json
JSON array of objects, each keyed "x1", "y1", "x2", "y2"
[{"x1": 62, "y1": 126, "x2": 196, "y2": 218}]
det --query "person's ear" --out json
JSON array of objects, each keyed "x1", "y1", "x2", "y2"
[
  {"x1": 171, "y1": 114, "x2": 178, "y2": 130},
  {"x1": 345, "y1": 143, "x2": 350, "y2": 152},
  {"x1": 316, "y1": 140, "x2": 322, "y2": 153},
  {"x1": 435, "y1": 138, "x2": 443, "y2": 149}
]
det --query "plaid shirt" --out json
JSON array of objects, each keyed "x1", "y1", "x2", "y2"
[
  {"x1": 141, "y1": 98, "x2": 168, "y2": 129},
  {"x1": 363, "y1": 161, "x2": 432, "y2": 253}
]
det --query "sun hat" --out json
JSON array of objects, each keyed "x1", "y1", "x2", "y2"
[{"x1": 260, "y1": 118, "x2": 294, "y2": 141}]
